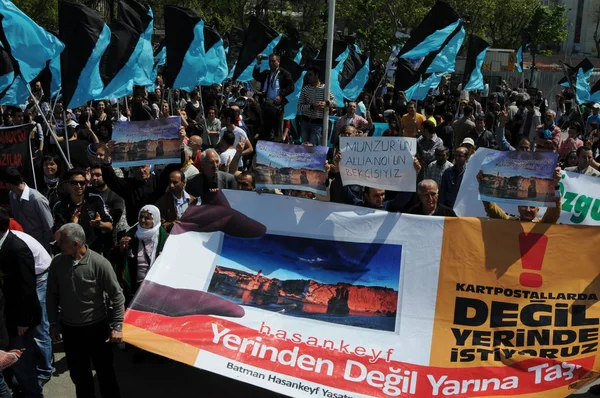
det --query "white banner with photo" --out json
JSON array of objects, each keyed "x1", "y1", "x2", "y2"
[{"x1": 454, "y1": 148, "x2": 600, "y2": 226}]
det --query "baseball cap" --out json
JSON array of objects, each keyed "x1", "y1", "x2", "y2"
[
  {"x1": 461, "y1": 137, "x2": 475, "y2": 147},
  {"x1": 593, "y1": 103, "x2": 600, "y2": 109}
]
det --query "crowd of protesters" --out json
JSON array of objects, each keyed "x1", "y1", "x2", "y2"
[{"x1": 0, "y1": 53, "x2": 597, "y2": 397}]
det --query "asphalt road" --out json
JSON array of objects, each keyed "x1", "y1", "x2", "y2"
[{"x1": 41, "y1": 341, "x2": 600, "y2": 398}]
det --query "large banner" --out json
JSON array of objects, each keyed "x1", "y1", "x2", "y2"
[
  {"x1": 340, "y1": 136, "x2": 417, "y2": 191},
  {"x1": 478, "y1": 150, "x2": 558, "y2": 207},
  {"x1": 109, "y1": 117, "x2": 181, "y2": 168},
  {"x1": 254, "y1": 141, "x2": 329, "y2": 195},
  {"x1": 124, "y1": 191, "x2": 600, "y2": 397},
  {"x1": 0, "y1": 124, "x2": 33, "y2": 208},
  {"x1": 455, "y1": 148, "x2": 600, "y2": 226}
]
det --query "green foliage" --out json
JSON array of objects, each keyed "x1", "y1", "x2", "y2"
[
  {"x1": 11, "y1": 0, "x2": 567, "y2": 66},
  {"x1": 525, "y1": 4, "x2": 567, "y2": 65},
  {"x1": 336, "y1": 0, "x2": 432, "y2": 62},
  {"x1": 13, "y1": 0, "x2": 59, "y2": 31}
]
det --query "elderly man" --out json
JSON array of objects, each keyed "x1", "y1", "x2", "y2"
[
  {"x1": 186, "y1": 149, "x2": 237, "y2": 198},
  {"x1": 155, "y1": 170, "x2": 196, "y2": 233},
  {"x1": 535, "y1": 110, "x2": 561, "y2": 152},
  {"x1": 48, "y1": 223, "x2": 124, "y2": 398},
  {"x1": 477, "y1": 168, "x2": 562, "y2": 223},
  {"x1": 564, "y1": 146, "x2": 600, "y2": 177},
  {"x1": 407, "y1": 179, "x2": 456, "y2": 216}
]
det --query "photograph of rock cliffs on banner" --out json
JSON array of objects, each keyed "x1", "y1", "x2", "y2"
[
  {"x1": 208, "y1": 234, "x2": 401, "y2": 332},
  {"x1": 109, "y1": 120, "x2": 181, "y2": 164}
]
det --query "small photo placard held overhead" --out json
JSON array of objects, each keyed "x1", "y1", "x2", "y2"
[{"x1": 340, "y1": 136, "x2": 417, "y2": 191}]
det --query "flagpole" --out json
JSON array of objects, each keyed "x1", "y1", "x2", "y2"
[
  {"x1": 63, "y1": 110, "x2": 72, "y2": 165},
  {"x1": 23, "y1": 82, "x2": 71, "y2": 169},
  {"x1": 125, "y1": 96, "x2": 130, "y2": 121},
  {"x1": 198, "y1": 87, "x2": 209, "y2": 142},
  {"x1": 28, "y1": 133, "x2": 37, "y2": 190},
  {"x1": 322, "y1": 0, "x2": 335, "y2": 147}
]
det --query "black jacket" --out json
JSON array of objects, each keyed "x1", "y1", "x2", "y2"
[
  {"x1": 252, "y1": 67, "x2": 294, "y2": 104},
  {"x1": 101, "y1": 165, "x2": 164, "y2": 226},
  {"x1": 186, "y1": 171, "x2": 237, "y2": 198},
  {"x1": 407, "y1": 203, "x2": 457, "y2": 217},
  {"x1": 52, "y1": 192, "x2": 113, "y2": 250},
  {"x1": 0, "y1": 232, "x2": 41, "y2": 336}
]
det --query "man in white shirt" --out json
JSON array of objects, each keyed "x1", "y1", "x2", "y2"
[
  {"x1": 218, "y1": 130, "x2": 240, "y2": 169},
  {"x1": 219, "y1": 107, "x2": 253, "y2": 156},
  {"x1": 9, "y1": 230, "x2": 53, "y2": 384}
]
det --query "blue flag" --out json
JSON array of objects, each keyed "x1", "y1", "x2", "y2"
[
  {"x1": 201, "y1": 25, "x2": 228, "y2": 86},
  {"x1": 147, "y1": 43, "x2": 165, "y2": 93},
  {"x1": 425, "y1": 24, "x2": 465, "y2": 74},
  {"x1": 99, "y1": 1, "x2": 154, "y2": 99},
  {"x1": 329, "y1": 46, "x2": 350, "y2": 106},
  {"x1": 463, "y1": 35, "x2": 490, "y2": 91},
  {"x1": 59, "y1": 1, "x2": 112, "y2": 109},
  {"x1": 133, "y1": 6, "x2": 155, "y2": 87},
  {"x1": 342, "y1": 57, "x2": 370, "y2": 101},
  {"x1": 0, "y1": 0, "x2": 65, "y2": 83}
]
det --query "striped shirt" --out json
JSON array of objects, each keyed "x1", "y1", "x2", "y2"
[{"x1": 298, "y1": 84, "x2": 336, "y2": 120}]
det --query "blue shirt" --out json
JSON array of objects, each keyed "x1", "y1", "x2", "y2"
[
  {"x1": 587, "y1": 114, "x2": 600, "y2": 130},
  {"x1": 173, "y1": 191, "x2": 191, "y2": 219}
]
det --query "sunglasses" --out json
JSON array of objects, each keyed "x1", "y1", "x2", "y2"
[{"x1": 68, "y1": 180, "x2": 86, "y2": 186}]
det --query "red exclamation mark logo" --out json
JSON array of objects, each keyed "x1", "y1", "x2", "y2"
[{"x1": 518, "y1": 232, "x2": 547, "y2": 288}]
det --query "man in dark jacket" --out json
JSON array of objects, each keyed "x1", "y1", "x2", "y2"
[
  {"x1": 253, "y1": 54, "x2": 294, "y2": 141},
  {"x1": 469, "y1": 113, "x2": 497, "y2": 149},
  {"x1": 0, "y1": 208, "x2": 42, "y2": 398},
  {"x1": 53, "y1": 169, "x2": 113, "y2": 255},
  {"x1": 186, "y1": 149, "x2": 237, "y2": 198},
  {"x1": 101, "y1": 163, "x2": 164, "y2": 226}
]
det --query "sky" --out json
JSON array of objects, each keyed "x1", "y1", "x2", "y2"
[
  {"x1": 218, "y1": 234, "x2": 401, "y2": 290},
  {"x1": 112, "y1": 118, "x2": 181, "y2": 142},
  {"x1": 255, "y1": 141, "x2": 328, "y2": 171},
  {"x1": 481, "y1": 151, "x2": 558, "y2": 179}
]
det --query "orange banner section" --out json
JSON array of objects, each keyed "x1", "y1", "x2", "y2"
[
  {"x1": 125, "y1": 309, "x2": 596, "y2": 397},
  {"x1": 432, "y1": 217, "x2": 600, "y2": 377}
]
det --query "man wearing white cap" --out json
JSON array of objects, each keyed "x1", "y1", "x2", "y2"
[{"x1": 586, "y1": 103, "x2": 600, "y2": 130}]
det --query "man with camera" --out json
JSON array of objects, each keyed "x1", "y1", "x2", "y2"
[{"x1": 253, "y1": 54, "x2": 294, "y2": 142}]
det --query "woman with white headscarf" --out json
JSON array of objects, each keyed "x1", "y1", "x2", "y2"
[{"x1": 117, "y1": 205, "x2": 168, "y2": 300}]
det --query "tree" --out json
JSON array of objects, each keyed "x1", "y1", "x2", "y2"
[
  {"x1": 336, "y1": 0, "x2": 432, "y2": 62},
  {"x1": 486, "y1": 0, "x2": 538, "y2": 48},
  {"x1": 525, "y1": 4, "x2": 567, "y2": 68}
]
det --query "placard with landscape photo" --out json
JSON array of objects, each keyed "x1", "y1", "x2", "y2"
[
  {"x1": 254, "y1": 141, "x2": 329, "y2": 195},
  {"x1": 109, "y1": 116, "x2": 181, "y2": 167},
  {"x1": 477, "y1": 150, "x2": 558, "y2": 207},
  {"x1": 207, "y1": 233, "x2": 402, "y2": 332}
]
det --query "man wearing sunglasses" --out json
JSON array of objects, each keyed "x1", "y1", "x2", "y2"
[{"x1": 52, "y1": 169, "x2": 113, "y2": 254}]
